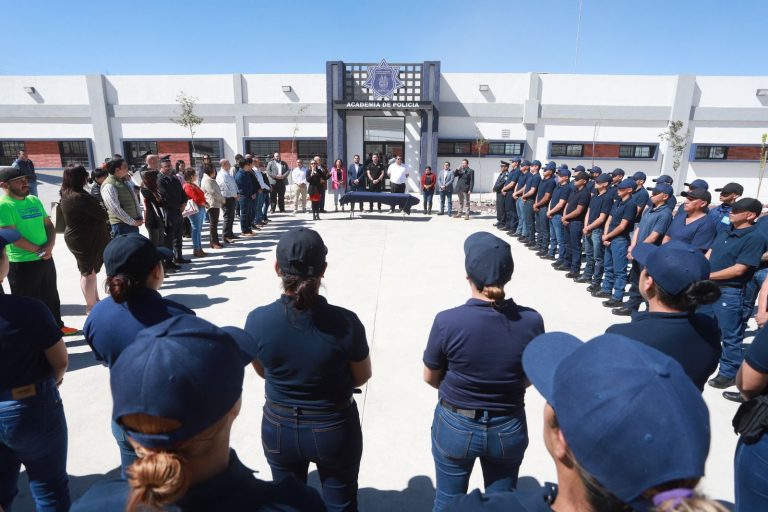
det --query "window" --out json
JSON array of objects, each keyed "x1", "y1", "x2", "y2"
[
  {"x1": 487, "y1": 142, "x2": 523, "y2": 156},
  {"x1": 364, "y1": 117, "x2": 405, "y2": 142},
  {"x1": 0, "y1": 141, "x2": 25, "y2": 166},
  {"x1": 59, "y1": 141, "x2": 90, "y2": 167},
  {"x1": 245, "y1": 140, "x2": 280, "y2": 162},
  {"x1": 190, "y1": 140, "x2": 221, "y2": 168},
  {"x1": 618, "y1": 144, "x2": 656, "y2": 159},
  {"x1": 297, "y1": 140, "x2": 327, "y2": 163},
  {"x1": 123, "y1": 141, "x2": 158, "y2": 169},
  {"x1": 551, "y1": 143, "x2": 584, "y2": 157},
  {"x1": 695, "y1": 145, "x2": 728, "y2": 160},
  {"x1": 437, "y1": 141, "x2": 472, "y2": 156}
]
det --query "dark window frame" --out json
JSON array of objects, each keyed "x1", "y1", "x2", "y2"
[
  {"x1": 0, "y1": 140, "x2": 25, "y2": 166},
  {"x1": 189, "y1": 140, "x2": 222, "y2": 169},
  {"x1": 244, "y1": 140, "x2": 280, "y2": 163},
  {"x1": 437, "y1": 140, "x2": 474, "y2": 156},
  {"x1": 297, "y1": 140, "x2": 328, "y2": 164},
  {"x1": 59, "y1": 140, "x2": 90, "y2": 167},
  {"x1": 487, "y1": 141, "x2": 524, "y2": 156},
  {"x1": 694, "y1": 145, "x2": 728, "y2": 160},
  {"x1": 123, "y1": 141, "x2": 158, "y2": 169},
  {"x1": 550, "y1": 143, "x2": 584, "y2": 158},
  {"x1": 618, "y1": 144, "x2": 656, "y2": 159}
]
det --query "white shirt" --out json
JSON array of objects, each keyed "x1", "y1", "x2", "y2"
[
  {"x1": 255, "y1": 170, "x2": 270, "y2": 190},
  {"x1": 388, "y1": 163, "x2": 408, "y2": 185},
  {"x1": 216, "y1": 168, "x2": 238, "y2": 198},
  {"x1": 292, "y1": 166, "x2": 307, "y2": 186}
]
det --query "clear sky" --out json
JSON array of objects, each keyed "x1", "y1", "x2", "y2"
[{"x1": 5, "y1": 0, "x2": 767, "y2": 76}]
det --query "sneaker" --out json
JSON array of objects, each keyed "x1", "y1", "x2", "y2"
[
  {"x1": 565, "y1": 271, "x2": 580, "y2": 279},
  {"x1": 543, "y1": 255, "x2": 557, "y2": 261},
  {"x1": 574, "y1": 276, "x2": 591, "y2": 283},
  {"x1": 591, "y1": 290, "x2": 612, "y2": 298},
  {"x1": 61, "y1": 326, "x2": 81, "y2": 337},
  {"x1": 722, "y1": 391, "x2": 745, "y2": 403},
  {"x1": 602, "y1": 298, "x2": 623, "y2": 308},
  {"x1": 708, "y1": 374, "x2": 735, "y2": 389},
  {"x1": 611, "y1": 306, "x2": 633, "y2": 316}
]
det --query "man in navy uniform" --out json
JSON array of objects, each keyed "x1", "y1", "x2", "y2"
[
  {"x1": 511, "y1": 160, "x2": 531, "y2": 237},
  {"x1": 585, "y1": 166, "x2": 602, "y2": 196},
  {"x1": 578, "y1": 173, "x2": 612, "y2": 291},
  {"x1": 630, "y1": 172, "x2": 649, "y2": 222},
  {"x1": 492, "y1": 161, "x2": 510, "y2": 229},
  {"x1": 547, "y1": 167, "x2": 571, "y2": 265},
  {"x1": 710, "y1": 182, "x2": 744, "y2": 234},
  {"x1": 560, "y1": 171, "x2": 591, "y2": 278},
  {"x1": 595, "y1": 178, "x2": 636, "y2": 306},
  {"x1": 647, "y1": 174, "x2": 677, "y2": 210},
  {"x1": 500, "y1": 157, "x2": 521, "y2": 232},
  {"x1": 534, "y1": 162, "x2": 557, "y2": 255},
  {"x1": 520, "y1": 160, "x2": 542, "y2": 247}
]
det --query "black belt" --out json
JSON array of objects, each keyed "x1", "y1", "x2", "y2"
[
  {"x1": 440, "y1": 399, "x2": 519, "y2": 420},
  {"x1": 267, "y1": 397, "x2": 354, "y2": 416}
]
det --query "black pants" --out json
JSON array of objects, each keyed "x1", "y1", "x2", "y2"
[
  {"x1": 147, "y1": 226, "x2": 165, "y2": 247},
  {"x1": 625, "y1": 260, "x2": 644, "y2": 311},
  {"x1": 495, "y1": 192, "x2": 505, "y2": 222},
  {"x1": 390, "y1": 183, "x2": 406, "y2": 211},
  {"x1": 319, "y1": 186, "x2": 327, "y2": 211},
  {"x1": 208, "y1": 207, "x2": 220, "y2": 246},
  {"x1": 7, "y1": 258, "x2": 63, "y2": 327},
  {"x1": 164, "y1": 209, "x2": 184, "y2": 260},
  {"x1": 270, "y1": 181, "x2": 286, "y2": 212},
  {"x1": 222, "y1": 197, "x2": 236, "y2": 239}
]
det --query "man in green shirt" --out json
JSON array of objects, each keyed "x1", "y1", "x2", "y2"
[{"x1": 0, "y1": 167, "x2": 79, "y2": 336}]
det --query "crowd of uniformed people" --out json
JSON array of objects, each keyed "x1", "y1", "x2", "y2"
[{"x1": 3, "y1": 151, "x2": 768, "y2": 511}]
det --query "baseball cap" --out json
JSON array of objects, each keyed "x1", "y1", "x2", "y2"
[
  {"x1": 684, "y1": 179, "x2": 709, "y2": 191},
  {"x1": 556, "y1": 168, "x2": 571, "y2": 177},
  {"x1": 574, "y1": 171, "x2": 590, "y2": 182},
  {"x1": 0, "y1": 228, "x2": 20, "y2": 250},
  {"x1": 464, "y1": 232, "x2": 514, "y2": 289},
  {"x1": 647, "y1": 183, "x2": 673, "y2": 196},
  {"x1": 571, "y1": 165, "x2": 586, "y2": 173},
  {"x1": 589, "y1": 166, "x2": 602, "y2": 174},
  {"x1": 111, "y1": 315, "x2": 255, "y2": 449},
  {"x1": 104, "y1": 233, "x2": 172, "y2": 277},
  {"x1": 632, "y1": 171, "x2": 647, "y2": 181},
  {"x1": 632, "y1": 241, "x2": 710, "y2": 295},
  {"x1": 276, "y1": 227, "x2": 327, "y2": 278},
  {"x1": 542, "y1": 162, "x2": 556, "y2": 171},
  {"x1": 617, "y1": 178, "x2": 635, "y2": 189},
  {"x1": 715, "y1": 182, "x2": 744, "y2": 196},
  {"x1": 511, "y1": 156, "x2": 522, "y2": 163},
  {"x1": 610, "y1": 168, "x2": 626, "y2": 177},
  {"x1": 595, "y1": 174, "x2": 611, "y2": 184},
  {"x1": 653, "y1": 174, "x2": 674, "y2": 185},
  {"x1": 522, "y1": 333, "x2": 710, "y2": 507},
  {"x1": 0, "y1": 167, "x2": 24, "y2": 183},
  {"x1": 530, "y1": 160, "x2": 542, "y2": 168},
  {"x1": 681, "y1": 188, "x2": 712, "y2": 204},
  {"x1": 520, "y1": 159, "x2": 531, "y2": 167},
  {"x1": 731, "y1": 198, "x2": 763, "y2": 216}
]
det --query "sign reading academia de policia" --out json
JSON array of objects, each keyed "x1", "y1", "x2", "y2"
[
  {"x1": 335, "y1": 101, "x2": 431, "y2": 110},
  {"x1": 334, "y1": 59, "x2": 432, "y2": 110}
]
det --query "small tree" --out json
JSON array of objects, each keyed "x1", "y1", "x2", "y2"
[
  {"x1": 291, "y1": 104, "x2": 309, "y2": 159},
  {"x1": 658, "y1": 120, "x2": 690, "y2": 176},
  {"x1": 171, "y1": 92, "x2": 203, "y2": 166},
  {"x1": 475, "y1": 129, "x2": 488, "y2": 161},
  {"x1": 757, "y1": 133, "x2": 768, "y2": 200}
]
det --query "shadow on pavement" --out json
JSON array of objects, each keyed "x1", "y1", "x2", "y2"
[
  {"x1": 163, "y1": 293, "x2": 229, "y2": 309},
  {"x1": 13, "y1": 466, "x2": 121, "y2": 512}
]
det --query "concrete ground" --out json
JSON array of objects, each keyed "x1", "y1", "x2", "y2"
[{"x1": 13, "y1": 173, "x2": 740, "y2": 511}]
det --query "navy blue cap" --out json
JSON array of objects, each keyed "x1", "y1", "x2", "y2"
[
  {"x1": 104, "y1": 233, "x2": 172, "y2": 278},
  {"x1": 647, "y1": 183, "x2": 673, "y2": 196},
  {"x1": 715, "y1": 182, "x2": 744, "y2": 195},
  {"x1": 633, "y1": 241, "x2": 710, "y2": 295},
  {"x1": 542, "y1": 162, "x2": 556, "y2": 171},
  {"x1": 731, "y1": 198, "x2": 763, "y2": 216},
  {"x1": 681, "y1": 188, "x2": 712, "y2": 204},
  {"x1": 464, "y1": 232, "x2": 514, "y2": 289},
  {"x1": 276, "y1": 227, "x2": 327, "y2": 278},
  {"x1": 589, "y1": 166, "x2": 602, "y2": 174},
  {"x1": 610, "y1": 168, "x2": 626, "y2": 177},
  {"x1": 511, "y1": 156, "x2": 521, "y2": 163},
  {"x1": 684, "y1": 179, "x2": 709, "y2": 191},
  {"x1": 556, "y1": 168, "x2": 571, "y2": 177},
  {"x1": 530, "y1": 160, "x2": 541, "y2": 168},
  {"x1": 632, "y1": 171, "x2": 647, "y2": 181},
  {"x1": 571, "y1": 165, "x2": 586, "y2": 172},
  {"x1": 0, "y1": 228, "x2": 20, "y2": 250},
  {"x1": 111, "y1": 315, "x2": 255, "y2": 449},
  {"x1": 617, "y1": 178, "x2": 635, "y2": 189},
  {"x1": 595, "y1": 174, "x2": 611, "y2": 184},
  {"x1": 653, "y1": 174, "x2": 673, "y2": 184},
  {"x1": 523, "y1": 333, "x2": 710, "y2": 506},
  {"x1": 574, "y1": 171, "x2": 590, "y2": 182},
  {"x1": 520, "y1": 159, "x2": 531, "y2": 167}
]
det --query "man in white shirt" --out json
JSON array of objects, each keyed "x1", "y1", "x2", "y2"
[
  {"x1": 216, "y1": 159, "x2": 239, "y2": 242},
  {"x1": 387, "y1": 155, "x2": 409, "y2": 213},
  {"x1": 291, "y1": 160, "x2": 308, "y2": 214}
]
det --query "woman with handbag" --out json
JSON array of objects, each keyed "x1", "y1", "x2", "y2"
[
  {"x1": 330, "y1": 159, "x2": 346, "y2": 212},
  {"x1": 182, "y1": 169, "x2": 209, "y2": 257},
  {"x1": 307, "y1": 161, "x2": 324, "y2": 221},
  {"x1": 201, "y1": 164, "x2": 225, "y2": 249}
]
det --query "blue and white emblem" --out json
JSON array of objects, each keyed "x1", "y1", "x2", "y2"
[{"x1": 363, "y1": 59, "x2": 404, "y2": 100}]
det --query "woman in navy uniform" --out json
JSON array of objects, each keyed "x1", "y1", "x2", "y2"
[
  {"x1": 423, "y1": 232, "x2": 544, "y2": 511},
  {"x1": 0, "y1": 228, "x2": 70, "y2": 511},
  {"x1": 243, "y1": 227, "x2": 372, "y2": 512}
]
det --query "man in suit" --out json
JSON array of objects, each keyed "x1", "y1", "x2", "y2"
[
  {"x1": 453, "y1": 159, "x2": 475, "y2": 220},
  {"x1": 347, "y1": 154, "x2": 366, "y2": 212},
  {"x1": 266, "y1": 152, "x2": 290, "y2": 213}
]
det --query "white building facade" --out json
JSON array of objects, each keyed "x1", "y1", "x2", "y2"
[{"x1": 1, "y1": 61, "x2": 766, "y2": 197}]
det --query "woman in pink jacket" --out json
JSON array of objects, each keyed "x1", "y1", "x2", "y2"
[{"x1": 330, "y1": 159, "x2": 347, "y2": 212}]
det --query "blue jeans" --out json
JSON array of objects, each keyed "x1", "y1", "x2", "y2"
[
  {"x1": 188, "y1": 206, "x2": 206, "y2": 249},
  {"x1": 0, "y1": 380, "x2": 70, "y2": 512},
  {"x1": 505, "y1": 194, "x2": 518, "y2": 232},
  {"x1": 422, "y1": 190, "x2": 434, "y2": 212},
  {"x1": 735, "y1": 435, "x2": 768, "y2": 511},
  {"x1": 254, "y1": 193, "x2": 266, "y2": 223},
  {"x1": 238, "y1": 197, "x2": 253, "y2": 233},
  {"x1": 261, "y1": 193, "x2": 270, "y2": 221},
  {"x1": 111, "y1": 419, "x2": 138, "y2": 479},
  {"x1": 549, "y1": 214, "x2": 566, "y2": 260},
  {"x1": 110, "y1": 223, "x2": 139, "y2": 238},
  {"x1": 522, "y1": 200, "x2": 535, "y2": 240},
  {"x1": 700, "y1": 286, "x2": 745, "y2": 379},
  {"x1": 515, "y1": 198, "x2": 526, "y2": 236},
  {"x1": 262, "y1": 402, "x2": 362, "y2": 512},
  {"x1": 582, "y1": 228, "x2": 604, "y2": 284},
  {"x1": 431, "y1": 403, "x2": 528, "y2": 512},
  {"x1": 742, "y1": 267, "x2": 768, "y2": 337},
  {"x1": 566, "y1": 220, "x2": 584, "y2": 272},
  {"x1": 439, "y1": 191, "x2": 452, "y2": 215},
  {"x1": 536, "y1": 208, "x2": 550, "y2": 251},
  {"x1": 601, "y1": 236, "x2": 630, "y2": 300}
]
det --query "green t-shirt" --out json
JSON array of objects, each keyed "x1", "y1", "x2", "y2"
[{"x1": 0, "y1": 194, "x2": 49, "y2": 262}]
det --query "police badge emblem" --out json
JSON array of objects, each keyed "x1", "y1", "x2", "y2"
[{"x1": 363, "y1": 59, "x2": 404, "y2": 100}]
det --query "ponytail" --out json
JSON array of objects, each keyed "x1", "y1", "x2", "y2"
[
  {"x1": 646, "y1": 481, "x2": 729, "y2": 512},
  {"x1": 126, "y1": 451, "x2": 189, "y2": 511},
  {"x1": 281, "y1": 275, "x2": 321, "y2": 311},
  {"x1": 656, "y1": 280, "x2": 720, "y2": 312},
  {"x1": 481, "y1": 285, "x2": 506, "y2": 307},
  {"x1": 105, "y1": 273, "x2": 139, "y2": 303}
]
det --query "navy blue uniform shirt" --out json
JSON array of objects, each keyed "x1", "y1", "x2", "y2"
[
  {"x1": 708, "y1": 225, "x2": 768, "y2": 287},
  {"x1": 548, "y1": 183, "x2": 570, "y2": 212},
  {"x1": 586, "y1": 191, "x2": 613, "y2": 225},
  {"x1": 506, "y1": 168, "x2": 521, "y2": 188},
  {"x1": 515, "y1": 172, "x2": 530, "y2": 193},
  {"x1": 606, "y1": 185, "x2": 618, "y2": 204},
  {"x1": 244, "y1": 295, "x2": 369, "y2": 408},
  {"x1": 0, "y1": 295, "x2": 61, "y2": 389},
  {"x1": 445, "y1": 486, "x2": 557, "y2": 511},
  {"x1": 423, "y1": 298, "x2": 544, "y2": 410},
  {"x1": 631, "y1": 188, "x2": 650, "y2": 221},
  {"x1": 524, "y1": 173, "x2": 541, "y2": 195},
  {"x1": 666, "y1": 212, "x2": 717, "y2": 252},
  {"x1": 646, "y1": 193, "x2": 677, "y2": 209},
  {"x1": 84, "y1": 288, "x2": 195, "y2": 367},
  {"x1": 564, "y1": 186, "x2": 590, "y2": 222},
  {"x1": 536, "y1": 177, "x2": 556, "y2": 203},
  {"x1": 635, "y1": 204, "x2": 673, "y2": 244},
  {"x1": 606, "y1": 312, "x2": 720, "y2": 390},
  {"x1": 607, "y1": 196, "x2": 636, "y2": 236},
  {"x1": 71, "y1": 450, "x2": 326, "y2": 512},
  {"x1": 746, "y1": 327, "x2": 768, "y2": 374},
  {"x1": 709, "y1": 203, "x2": 733, "y2": 234}
]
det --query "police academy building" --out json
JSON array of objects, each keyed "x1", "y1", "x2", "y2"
[{"x1": 1, "y1": 60, "x2": 767, "y2": 197}]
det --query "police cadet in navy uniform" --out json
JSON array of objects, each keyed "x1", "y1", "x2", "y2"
[
  {"x1": 630, "y1": 171, "x2": 649, "y2": 222},
  {"x1": 445, "y1": 333, "x2": 722, "y2": 512},
  {"x1": 500, "y1": 157, "x2": 522, "y2": 233},
  {"x1": 606, "y1": 241, "x2": 721, "y2": 390},
  {"x1": 423, "y1": 232, "x2": 544, "y2": 511},
  {"x1": 533, "y1": 162, "x2": 557, "y2": 256},
  {"x1": 559, "y1": 171, "x2": 590, "y2": 278},
  {"x1": 511, "y1": 160, "x2": 531, "y2": 237},
  {"x1": 0, "y1": 228, "x2": 70, "y2": 512},
  {"x1": 663, "y1": 188, "x2": 717, "y2": 252},
  {"x1": 595, "y1": 178, "x2": 636, "y2": 306},
  {"x1": 703, "y1": 198, "x2": 768, "y2": 391},
  {"x1": 685, "y1": 178, "x2": 710, "y2": 193},
  {"x1": 585, "y1": 165, "x2": 602, "y2": 195},
  {"x1": 243, "y1": 227, "x2": 371, "y2": 512},
  {"x1": 492, "y1": 161, "x2": 510, "y2": 229},
  {"x1": 647, "y1": 174, "x2": 678, "y2": 209},
  {"x1": 520, "y1": 160, "x2": 542, "y2": 247},
  {"x1": 72, "y1": 315, "x2": 325, "y2": 512},
  {"x1": 546, "y1": 166, "x2": 571, "y2": 263},
  {"x1": 710, "y1": 182, "x2": 744, "y2": 233},
  {"x1": 577, "y1": 173, "x2": 612, "y2": 290},
  {"x1": 605, "y1": 168, "x2": 625, "y2": 203}
]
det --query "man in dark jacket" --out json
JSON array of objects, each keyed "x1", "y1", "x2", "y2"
[
  {"x1": 12, "y1": 150, "x2": 37, "y2": 196},
  {"x1": 157, "y1": 157, "x2": 189, "y2": 264},
  {"x1": 453, "y1": 159, "x2": 475, "y2": 220}
]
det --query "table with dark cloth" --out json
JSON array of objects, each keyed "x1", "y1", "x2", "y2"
[{"x1": 340, "y1": 192, "x2": 420, "y2": 216}]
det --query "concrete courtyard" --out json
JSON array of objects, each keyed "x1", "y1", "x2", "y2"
[{"x1": 13, "y1": 172, "x2": 740, "y2": 511}]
